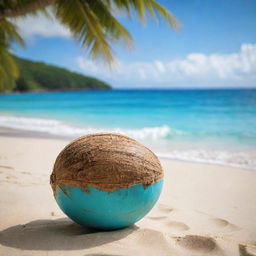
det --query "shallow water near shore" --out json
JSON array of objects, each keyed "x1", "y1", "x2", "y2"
[{"x1": 0, "y1": 89, "x2": 256, "y2": 170}]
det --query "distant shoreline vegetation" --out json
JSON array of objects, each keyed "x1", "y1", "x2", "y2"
[{"x1": 0, "y1": 57, "x2": 111, "y2": 93}]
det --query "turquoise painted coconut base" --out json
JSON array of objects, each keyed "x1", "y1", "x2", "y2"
[{"x1": 55, "y1": 179, "x2": 163, "y2": 230}]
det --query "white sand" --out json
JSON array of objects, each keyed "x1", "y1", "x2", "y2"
[{"x1": 0, "y1": 135, "x2": 256, "y2": 256}]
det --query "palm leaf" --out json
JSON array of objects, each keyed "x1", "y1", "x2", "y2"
[
  {"x1": 0, "y1": 19, "x2": 25, "y2": 46},
  {"x1": 109, "y1": 0, "x2": 178, "y2": 26},
  {"x1": 55, "y1": 0, "x2": 132, "y2": 62},
  {"x1": 54, "y1": 0, "x2": 178, "y2": 62},
  {"x1": 0, "y1": 0, "x2": 178, "y2": 90},
  {"x1": 0, "y1": 0, "x2": 54, "y2": 19},
  {"x1": 0, "y1": 19, "x2": 23, "y2": 90},
  {"x1": 0, "y1": 50, "x2": 19, "y2": 91}
]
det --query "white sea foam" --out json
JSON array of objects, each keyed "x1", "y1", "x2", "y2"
[
  {"x1": 0, "y1": 115, "x2": 171, "y2": 140},
  {"x1": 157, "y1": 149, "x2": 256, "y2": 170},
  {"x1": 0, "y1": 114, "x2": 255, "y2": 170}
]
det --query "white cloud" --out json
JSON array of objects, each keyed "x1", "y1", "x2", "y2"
[
  {"x1": 76, "y1": 43, "x2": 256, "y2": 88},
  {"x1": 12, "y1": 12, "x2": 71, "y2": 39}
]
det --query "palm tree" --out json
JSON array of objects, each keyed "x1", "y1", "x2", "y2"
[{"x1": 0, "y1": 0, "x2": 178, "y2": 90}]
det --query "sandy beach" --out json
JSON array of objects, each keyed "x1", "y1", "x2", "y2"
[{"x1": 0, "y1": 132, "x2": 256, "y2": 256}]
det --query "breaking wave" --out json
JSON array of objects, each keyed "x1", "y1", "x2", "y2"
[
  {"x1": 0, "y1": 115, "x2": 172, "y2": 140},
  {"x1": 158, "y1": 150, "x2": 256, "y2": 171},
  {"x1": 0, "y1": 114, "x2": 255, "y2": 170}
]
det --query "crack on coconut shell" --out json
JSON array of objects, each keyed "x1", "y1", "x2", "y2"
[
  {"x1": 58, "y1": 184, "x2": 72, "y2": 199},
  {"x1": 50, "y1": 133, "x2": 163, "y2": 194}
]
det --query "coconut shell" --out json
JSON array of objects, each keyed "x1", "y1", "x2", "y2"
[{"x1": 50, "y1": 133, "x2": 163, "y2": 194}]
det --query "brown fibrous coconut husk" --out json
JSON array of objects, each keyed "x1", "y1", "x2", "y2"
[{"x1": 50, "y1": 133, "x2": 163, "y2": 194}]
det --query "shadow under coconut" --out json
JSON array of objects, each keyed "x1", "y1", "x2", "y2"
[{"x1": 0, "y1": 217, "x2": 138, "y2": 251}]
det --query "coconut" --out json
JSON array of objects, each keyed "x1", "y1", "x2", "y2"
[{"x1": 50, "y1": 133, "x2": 163, "y2": 194}]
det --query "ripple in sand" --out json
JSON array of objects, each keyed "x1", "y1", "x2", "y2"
[
  {"x1": 0, "y1": 165, "x2": 14, "y2": 170},
  {"x1": 167, "y1": 221, "x2": 190, "y2": 231},
  {"x1": 210, "y1": 218, "x2": 239, "y2": 231},
  {"x1": 85, "y1": 254, "x2": 122, "y2": 256},
  {"x1": 147, "y1": 216, "x2": 167, "y2": 220},
  {"x1": 211, "y1": 218, "x2": 229, "y2": 227},
  {"x1": 158, "y1": 204, "x2": 174, "y2": 214}
]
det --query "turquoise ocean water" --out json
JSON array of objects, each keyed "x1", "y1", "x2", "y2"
[{"x1": 0, "y1": 89, "x2": 255, "y2": 169}]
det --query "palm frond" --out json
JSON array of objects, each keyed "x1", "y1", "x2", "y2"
[
  {"x1": 0, "y1": 19, "x2": 25, "y2": 46},
  {"x1": 0, "y1": 19, "x2": 23, "y2": 90},
  {"x1": 55, "y1": 0, "x2": 132, "y2": 62},
  {"x1": 149, "y1": 0, "x2": 178, "y2": 27},
  {"x1": 110, "y1": 0, "x2": 178, "y2": 27},
  {"x1": 54, "y1": 0, "x2": 178, "y2": 62},
  {"x1": 0, "y1": 0, "x2": 54, "y2": 19},
  {"x1": 0, "y1": 49, "x2": 19, "y2": 91},
  {"x1": 0, "y1": 0, "x2": 178, "y2": 89}
]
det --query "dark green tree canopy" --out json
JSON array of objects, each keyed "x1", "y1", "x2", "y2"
[{"x1": 14, "y1": 56, "x2": 111, "y2": 92}]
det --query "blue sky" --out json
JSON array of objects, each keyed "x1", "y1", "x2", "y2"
[{"x1": 13, "y1": 0, "x2": 256, "y2": 88}]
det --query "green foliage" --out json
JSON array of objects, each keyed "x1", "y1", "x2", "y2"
[
  {"x1": 0, "y1": 18, "x2": 24, "y2": 90},
  {"x1": 0, "y1": 0, "x2": 178, "y2": 87},
  {"x1": 8, "y1": 56, "x2": 111, "y2": 92},
  {"x1": 55, "y1": 0, "x2": 132, "y2": 63},
  {"x1": 55, "y1": 0, "x2": 178, "y2": 62}
]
